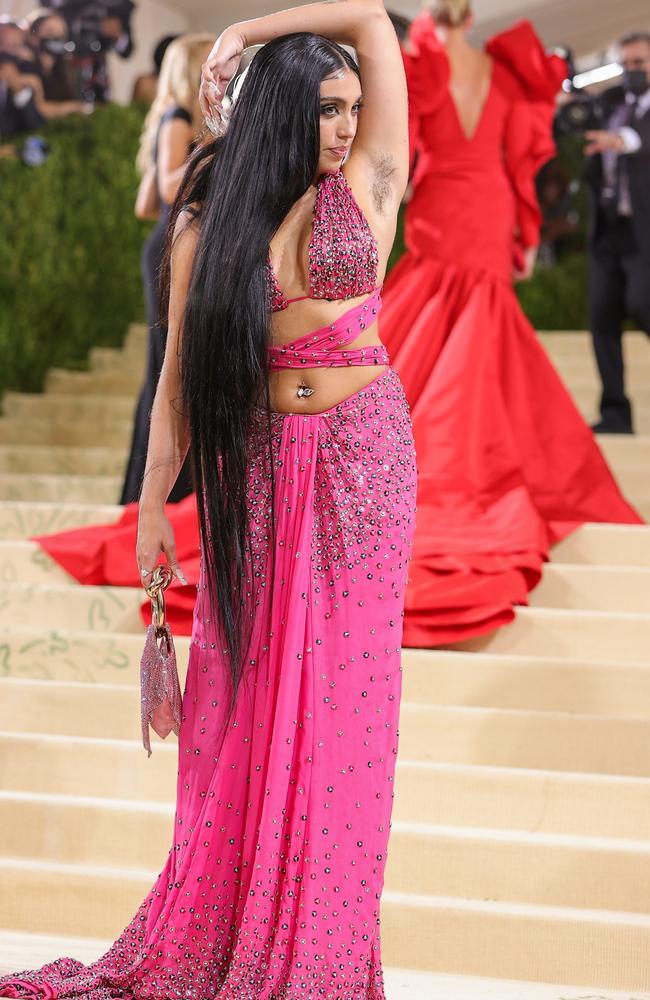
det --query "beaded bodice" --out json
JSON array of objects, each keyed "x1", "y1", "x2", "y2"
[
  {"x1": 267, "y1": 170, "x2": 379, "y2": 313},
  {"x1": 268, "y1": 288, "x2": 388, "y2": 370}
]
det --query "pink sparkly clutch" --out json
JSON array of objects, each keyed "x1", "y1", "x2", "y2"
[{"x1": 140, "y1": 565, "x2": 182, "y2": 757}]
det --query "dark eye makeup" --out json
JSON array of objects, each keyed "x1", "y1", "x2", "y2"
[{"x1": 319, "y1": 99, "x2": 364, "y2": 116}]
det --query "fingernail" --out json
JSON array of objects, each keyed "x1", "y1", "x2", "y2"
[{"x1": 177, "y1": 571, "x2": 187, "y2": 585}]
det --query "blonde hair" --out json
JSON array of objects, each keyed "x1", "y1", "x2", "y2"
[
  {"x1": 136, "y1": 33, "x2": 213, "y2": 176},
  {"x1": 427, "y1": 0, "x2": 472, "y2": 27}
]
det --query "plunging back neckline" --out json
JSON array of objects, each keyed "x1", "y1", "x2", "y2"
[{"x1": 446, "y1": 56, "x2": 494, "y2": 143}]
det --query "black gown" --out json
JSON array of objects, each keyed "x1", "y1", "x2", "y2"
[{"x1": 120, "y1": 106, "x2": 194, "y2": 505}]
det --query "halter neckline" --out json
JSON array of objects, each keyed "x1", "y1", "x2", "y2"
[{"x1": 267, "y1": 171, "x2": 379, "y2": 313}]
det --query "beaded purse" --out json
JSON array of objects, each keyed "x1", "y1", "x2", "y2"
[{"x1": 140, "y1": 565, "x2": 183, "y2": 757}]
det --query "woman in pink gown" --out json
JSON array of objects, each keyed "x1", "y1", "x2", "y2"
[{"x1": 0, "y1": 3, "x2": 415, "y2": 999}]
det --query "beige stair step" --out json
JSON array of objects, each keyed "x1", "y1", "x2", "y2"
[
  {"x1": 0, "y1": 857, "x2": 156, "y2": 940},
  {"x1": 3, "y1": 613, "x2": 649, "y2": 713},
  {"x1": 0, "y1": 680, "x2": 154, "y2": 740},
  {"x1": 0, "y1": 474, "x2": 121, "y2": 505},
  {"x1": 398, "y1": 704, "x2": 650, "y2": 776},
  {"x1": 597, "y1": 434, "x2": 650, "y2": 465},
  {"x1": 451, "y1": 607, "x2": 650, "y2": 662},
  {"x1": 552, "y1": 352, "x2": 650, "y2": 375},
  {"x1": 3, "y1": 622, "x2": 647, "y2": 716},
  {"x1": 2, "y1": 686, "x2": 649, "y2": 775},
  {"x1": 0, "y1": 501, "x2": 121, "y2": 540},
  {"x1": 552, "y1": 524, "x2": 650, "y2": 566},
  {"x1": 2, "y1": 749, "x2": 649, "y2": 842},
  {"x1": 0, "y1": 857, "x2": 648, "y2": 989},
  {"x1": 45, "y1": 369, "x2": 141, "y2": 397},
  {"x1": 0, "y1": 791, "x2": 173, "y2": 870},
  {"x1": 0, "y1": 583, "x2": 143, "y2": 632},
  {"x1": 0, "y1": 418, "x2": 132, "y2": 448},
  {"x1": 4, "y1": 720, "x2": 650, "y2": 836},
  {"x1": 124, "y1": 321, "x2": 148, "y2": 345},
  {"x1": 0, "y1": 732, "x2": 176, "y2": 800},
  {"x1": 402, "y1": 649, "x2": 650, "y2": 716},
  {"x1": 2, "y1": 790, "x2": 648, "y2": 914},
  {"x1": 386, "y1": 824, "x2": 650, "y2": 914},
  {"x1": 0, "y1": 930, "x2": 112, "y2": 979},
  {"x1": 530, "y1": 563, "x2": 650, "y2": 613},
  {"x1": 2, "y1": 392, "x2": 135, "y2": 424},
  {"x1": 0, "y1": 626, "x2": 191, "y2": 684},
  {"x1": 395, "y1": 762, "x2": 650, "y2": 840},
  {"x1": 379, "y1": 969, "x2": 646, "y2": 1000},
  {"x1": 555, "y1": 371, "x2": 650, "y2": 395},
  {"x1": 538, "y1": 330, "x2": 647, "y2": 355},
  {"x1": 6, "y1": 586, "x2": 646, "y2": 663},
  {"x1": 601, "y1": 470, "x2": 649, "y2": 506},
  {"x1": 0, "y1": 542, "x2": 76, "y2": 585},
  {"x1": 0, "y1": 445, "x2": 127, "y2": 476},
  {"x1": 89, "y1": 346, "x2": 145, "y2": 373},
  {"x1": 381, "y1": 891, "x2": 650, "y2": 989}
]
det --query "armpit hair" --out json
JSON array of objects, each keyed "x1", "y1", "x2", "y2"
[{"x1": 371, "y1": 153, "x2": 397, "y2": 213}]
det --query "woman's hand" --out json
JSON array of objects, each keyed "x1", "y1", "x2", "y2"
[
  {"x1": 513, "y1": 245, "x2": 538, "y2": 283},
  {"x1": 199, "y1": 26, "x2": 246, "y2": 127},
  {"x1": 136, "y1": 506, "x2": 186, "y2": 590}
]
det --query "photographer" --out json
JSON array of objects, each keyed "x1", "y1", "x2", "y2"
[
  {"x1": 584, "y1": 32, "x2": 650, "y2": 434},
  {"x1": 23, "y1": 8, "x2": 80, "y2": 102},
  {"x1": 43, "y1": 0, "x2": 135, "y2": 103},
  {"x1": 0, "y1": 16, "x2": 86, "y2": 139},
  {"x1": 0, "y1": 52, "x2": 44, "y2": 139}
]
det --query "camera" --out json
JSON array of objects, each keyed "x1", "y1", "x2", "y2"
[
  {"x1": 39, "y1": 0, "x2": 134, "y2": 101},
  {"x1": 42, "y1": 0, "x2": 134, "y2": 57},
  {"x1": 555, "y1": 93, "x2": 609, "y2": 135}
]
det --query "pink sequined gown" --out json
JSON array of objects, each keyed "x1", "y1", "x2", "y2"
[{"x1": 0, "y1": 172, "x2": 416, "y2": 1000}]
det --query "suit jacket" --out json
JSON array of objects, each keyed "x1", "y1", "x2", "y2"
[{"x1": 585, "y1": 85, "x2": 650, "y2": 258}]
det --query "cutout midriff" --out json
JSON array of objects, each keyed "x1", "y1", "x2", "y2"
[{"x1": 268, "y1": 307, "x2": 386, "y2": 414}]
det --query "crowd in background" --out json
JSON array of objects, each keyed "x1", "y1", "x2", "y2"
[
  {"x1": 0, "y1": 4, "x2": 583, "y2": 259},
  {"x1": 0, "y1": 1, "x2": 134, "y2": 151},
  {"x1": 1, "y1": 6, "x2": 648, "y2": 439}
]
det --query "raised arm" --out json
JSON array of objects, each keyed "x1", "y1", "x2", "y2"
[{"x1": 200, "y1": 1, "x2": 408, "y2": 222}]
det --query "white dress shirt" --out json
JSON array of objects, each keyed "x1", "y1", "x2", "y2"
[{"x1": 618, "y1": 87, "x2": 650, "y2": 152}]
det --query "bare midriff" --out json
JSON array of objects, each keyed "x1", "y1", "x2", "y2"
[{"x1": 268, "y1": 295, "x2": 387, "y2": 415}]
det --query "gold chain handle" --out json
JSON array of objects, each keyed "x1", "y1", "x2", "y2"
[{"x1": 145, "y1": 565, "x2": 173, "y2": 636}]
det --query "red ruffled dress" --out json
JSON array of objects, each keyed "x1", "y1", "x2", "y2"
[{"x1": 381, "y1": 15, "x2": 642, "y2": 647}]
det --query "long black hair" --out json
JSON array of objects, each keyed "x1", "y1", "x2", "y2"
[{"x1": 161, "y1": 33, "x2": 360, "y2": 699}]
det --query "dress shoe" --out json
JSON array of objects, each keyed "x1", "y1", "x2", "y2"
[{"x1": 591, "y1": 420, "x2": 634, "y2": 435}]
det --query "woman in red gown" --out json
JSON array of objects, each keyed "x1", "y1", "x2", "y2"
[
  {"x1": 380, "y1": 1, "x2": 642, "y2": 647},
  {"x1": 37, "y1": 1, "x2": 642, "y2": 645}
]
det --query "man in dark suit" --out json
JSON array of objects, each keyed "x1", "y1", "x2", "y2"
[{"x1": 584, "y1": 32, "x2": 650, "y2": 434}]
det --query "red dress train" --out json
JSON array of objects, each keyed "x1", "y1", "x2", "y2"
[
  {"x1": 382, "y1": 15, "x2": 641, "y2": 647},
  {"x1": 36, "y1": 17, "x2": 642, "y2": 646}
]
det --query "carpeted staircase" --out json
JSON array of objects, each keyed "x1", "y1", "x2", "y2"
[{"x1": 0, "y1": 325, "x2": 649, "y2": 1000}]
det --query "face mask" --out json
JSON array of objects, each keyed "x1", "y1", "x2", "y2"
[
  {"x1": 623, "y1": 68, "x2": 649, "y2": 96},
  {"x1": 40, "y1": 37, "x2": 68, "y2": 57}
]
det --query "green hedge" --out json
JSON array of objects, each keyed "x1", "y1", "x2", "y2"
[
  {"x1": 0, "y1": 104, "x2": 148, "y2": 400},
  {"x1": 517, "y1": 253, "x2": 588, "y2": 330}
]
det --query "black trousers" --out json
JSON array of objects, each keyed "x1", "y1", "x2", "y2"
[
  {"x1": 120, "y1": 218, "x2": 193, "y2": 505},
  {"x1": 589, "y1": 214, "x2": 650, "y2": 431}
]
